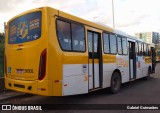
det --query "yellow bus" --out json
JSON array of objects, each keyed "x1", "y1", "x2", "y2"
[
  {"x1": 156, "y1": 48, "x2": 160, "y2": 62},
  {"x1": 5, "y1": 7, "x2": 156, "y2": 96}
]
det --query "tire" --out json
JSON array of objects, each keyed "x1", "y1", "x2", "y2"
[
  {"x1": 110, "y1": 72, "x2": 121, "y2": 94},
  {"x1": 144, "y1": 68, "x2": 151, "y2": 80}
]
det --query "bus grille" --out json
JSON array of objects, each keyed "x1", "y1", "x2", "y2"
[{"x1": 14, "y1": 84, "x2": 25, "y2": 89}]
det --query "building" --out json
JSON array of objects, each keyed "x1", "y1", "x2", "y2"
[{"x1": 135, "y1": 32, "x2": 160, "y2": 45}]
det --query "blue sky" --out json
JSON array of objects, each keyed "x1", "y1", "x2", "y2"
[{"x1": 0, "y1": 0, "x2": 160, "y2": 36}]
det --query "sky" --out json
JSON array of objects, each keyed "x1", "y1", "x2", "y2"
[{"x1": 0, "y1": 0, "x2": 160, "y2": 36}]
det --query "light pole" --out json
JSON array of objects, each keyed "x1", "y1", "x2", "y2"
[
  {"x1": 93, "y1": 16, "x2": 98, "y2": 22},
  {"x1": 41, "y1": 0, "x2": 46, "y2": 6},
  {"x1": 112, "y1": 0, "x2": 115, "y2": 28},
  {"x1": 4, "y1": 22, "x2": 6, "y2": 40}
]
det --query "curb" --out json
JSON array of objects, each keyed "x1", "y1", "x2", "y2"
[
  {"x1": 0, "y1": 77, "x2": 4, "y2": 91},
  {"x1": 0, "y1": 91, "x2": 26, "y2": 102}
]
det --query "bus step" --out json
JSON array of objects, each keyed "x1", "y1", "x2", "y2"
[
  {"x1": 89, "y1": 88, "x2": 102, "y2": 92},
  {"x1": 129, "y1": 79, "x2": 136, "y2": 82}
]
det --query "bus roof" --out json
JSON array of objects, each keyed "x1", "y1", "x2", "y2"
[{"x1": 7, "y1": 6, "x2": 152, "y2": 45}]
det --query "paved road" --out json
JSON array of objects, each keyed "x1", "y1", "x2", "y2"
[{"x1": 1, "y1": 63, "x2": 160, "y2": 113}]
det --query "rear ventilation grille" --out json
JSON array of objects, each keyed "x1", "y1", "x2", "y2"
[
  {"x1": 14, "y1": 84, "x2": 25, "y2": 88},
  {"x1": 28, "y1": 86, "x2": 32, "y2": 90}
]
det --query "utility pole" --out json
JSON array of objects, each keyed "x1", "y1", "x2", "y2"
[
  {"x1": 4, "y1": 22, "x2": 6, "y2": 35},
  {"x1": 112, "y1": 0, "x2": 115, "y2": 28},
  {"x1": 93, "y1": 16, "x2": 98, "y2": 22},
  {"x1": 4, "y1": 22, "x2": 6, "y2": 42}
]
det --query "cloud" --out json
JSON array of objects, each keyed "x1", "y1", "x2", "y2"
[
  {"x1": 117, "y1": 15, "x2": 149, "y2": 27},
  {"x1": 0, "y1": 0, "x2": 25, "y2": 13},
  {"x1": 33, "y1": 0, "x2": 114, "y2": 26},
  {"x1": 0, "y1": 0, "x2": 160, "y2": 35},
  {"x1": 117, "y1": 20, "x2": 141, "y2": 27}
]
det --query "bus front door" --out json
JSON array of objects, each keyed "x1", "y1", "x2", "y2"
[
  {"x1": 128, "y1": 41, "x2": 136, "y2": 80},
  {"x1": 88, "y1": 31, "x2": 102, "y2": 90}
]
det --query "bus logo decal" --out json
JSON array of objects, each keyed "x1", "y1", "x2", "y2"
[
  {"x1": 17, "y1": 21, "x2": 28, "y2": 39},
  {"x1": 8, "y1": 11, "x2": 42, "y2": 44}
]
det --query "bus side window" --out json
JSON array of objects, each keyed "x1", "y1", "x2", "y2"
[
  {"x1": 57, "y1": 20, "x2": 85, "y2": 52},
  {"x1": 57, "y1": 20, "x2": 71, "y2": 51},
  {"x1": 71, "y1": 23, "x2": 85, "y2": 51},
  {"x1": 109, "y1": 34, "x2": 117, "y2": 54},
  {"x1": 143, "y1": 44, "x2": 146, "y2": 56},
  {"x1": 148, "y1": 45, "x2": 151, "y2": 56},
  {"x1": 122, "y1": 37, "x2": 127, "y2": 54},
  {"x1": 146, "y1": 44, "x2": 149, "y2": 56},
  {"x1": 141, "y1": 42, "x2": 143, "y2": 56},
  {"x1": 136, "y1": 42, "x2": 139, "y2": 55},
  {"x1": 117, "y1": 36, "x2": 122, "y2": 54},
  {"x1": 139, "y1": 42, "x2": 142, "y2": 56},
  {"x1": 103, "y1": 33, "x2": 110, "y2": 53}
]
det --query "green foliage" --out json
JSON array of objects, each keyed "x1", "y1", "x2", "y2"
[
  {"x1": 0, "y1": 56, "x2": 3, "y2": 77},
  {"x1": 0, "y1": 33, "x2": 4, "y2": 43},
  {"x1": 0, "y1": 47, "x2": 4, "y2": 77},
  {"x1": 0, "y1": 33, "x2": 4, "y2": 77}
]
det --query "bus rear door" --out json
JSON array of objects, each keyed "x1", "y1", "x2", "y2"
[
  {"x1": 88, "y1": 31, "x2": 102, "y2": 90},
  {"x1": 128, "y1": 41, "x2": 136, "y2": 80}
]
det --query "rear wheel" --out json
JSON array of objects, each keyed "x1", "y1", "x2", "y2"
[{"x1": 110, "y1": 72, "x2": 121, "y2": 94}]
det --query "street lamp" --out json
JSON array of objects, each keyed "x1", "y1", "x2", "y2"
[{"x1": 112, "y1": 0, "x2": 115, "y2": 28}]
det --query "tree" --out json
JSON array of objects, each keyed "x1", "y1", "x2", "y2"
[{"x1": 0, "y1": 33, "x2": 4, "y2": 43}]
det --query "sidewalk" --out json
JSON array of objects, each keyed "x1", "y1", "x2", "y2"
[{"x1": 0, "y1": 89, "x2": 25, "y2": 102}]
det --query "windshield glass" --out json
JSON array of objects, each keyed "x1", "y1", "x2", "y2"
[{"x1": 8, "y1": 11, "x2": 42, "y2": 44}]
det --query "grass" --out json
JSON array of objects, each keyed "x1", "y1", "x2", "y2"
[{"x1": 0, "y1": 42, "x2": 4, "y2": 48}]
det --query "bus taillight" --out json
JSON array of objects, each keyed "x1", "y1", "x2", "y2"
[{"x1": 38, "y1": 49, "x2": 47, "y2": 80}]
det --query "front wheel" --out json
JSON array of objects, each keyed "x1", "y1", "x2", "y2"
[{"x1": 110, "y1": 72, "x2": 121, "y2": 94}]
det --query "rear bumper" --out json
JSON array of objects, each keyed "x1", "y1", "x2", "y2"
[{"x1": 5, "y1": 76, "x2": 52, "y2": 96}]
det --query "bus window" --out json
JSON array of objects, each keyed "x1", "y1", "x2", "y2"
[
  {"x1": 146, "y1": 44, "x2": 149, "y2": 56},
  {"x1": 109, "y1": 34, "x2": 117, "y2": 54},
  {"x1": 122, "y1": 38, "x2": 127, "y2": 54},
  {"x1": 94, "y1": 33, "x2": 98, "y2": 53},
  {"x1": 57, "y1": 20, "x2": 85, "y2": 52},
  {"x1": 8, "y1": 11, "x2": 42, "y2": 44},
  {"x1": 138, "y1": 42, "x2": 142, "y2": 56},
  {"x1": 57, "y1": 20, "x2": 71, "y2": 51},
  {"x1": 103, "y1": 33, "x2": 110, "y2": 53},
  {"x1": 141, "y1": 43, "x2": 143, "y2": 55},
  {"x1": 117, "y1": 36, "x2": 122, "y2": 54},
  {"x1": 148, "y1": 45, "x2": 151, "y2": 56},
  {"x1": 88, "y1": 32, "x2": 93, "y2": 52},
  {"x1": 143, "y1": 44, "x2": 147, "y2": 56},
  {"x1": 136, "y1": 42, "x2": 139, "y2": 55},
  {"x1": 71, "y1": 23, "x2": 85, "y2": 51}
]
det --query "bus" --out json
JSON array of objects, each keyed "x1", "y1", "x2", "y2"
[
  {"x1": 156, "y1": 48, "x2": 160, "y2": 62},
  {"x1": 5, "y1": 7, "x2": 156, "y2": 96}
]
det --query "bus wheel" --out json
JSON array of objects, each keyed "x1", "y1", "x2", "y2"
[
  {"x1": 110, "y1": 72, "x2": 121, "y2": 94},
  {"x1": 144, "y1": 67, "x2": 151, "y2": 80}
]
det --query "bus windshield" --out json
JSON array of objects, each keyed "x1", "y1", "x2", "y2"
[{"x1": 8, "y1": 11, "x2": 42, "y2": 44}]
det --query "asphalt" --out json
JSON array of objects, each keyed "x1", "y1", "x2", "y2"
[
  {"x1": 0, "y1": 62, "x2": 159, "y2": 103},
  {"x1": 0, "y1": 89, "x2": 25, "y2": 102}
]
